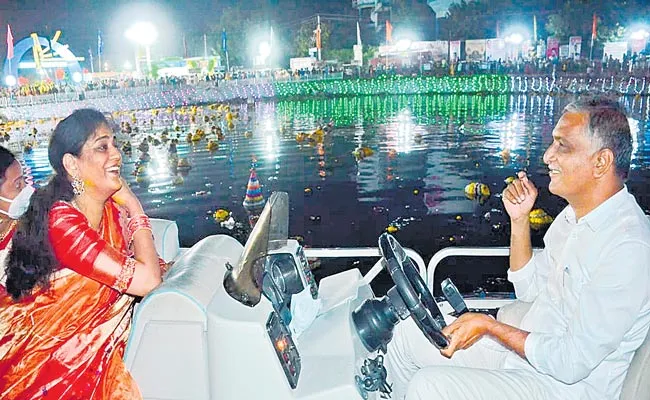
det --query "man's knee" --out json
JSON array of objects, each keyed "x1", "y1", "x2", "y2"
[{"x1": 405, "y1": 367, "x2": 462, "y2": 400}]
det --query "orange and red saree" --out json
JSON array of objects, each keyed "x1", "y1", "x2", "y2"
[{"x1": 0, "y1": 200, "x2": 142, "y2": 399}]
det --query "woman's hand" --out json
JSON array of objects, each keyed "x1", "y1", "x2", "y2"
[{"x1": 111, "y1": 177, "x2": 143, "y2": 215}]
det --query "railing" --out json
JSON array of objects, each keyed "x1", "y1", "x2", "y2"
[
  {"x1": 426, "y1": 246, "x2": 544, "y2": 291},
  {"x1": 304, "y1": 247, "x2": 427, "y2": 284}
]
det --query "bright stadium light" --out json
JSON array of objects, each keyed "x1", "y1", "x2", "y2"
[
  {"x1": 504, "y1": 25, "x2": 530, "y2": 43},
  {"x1": 396, "y1": 39, "x2": 412, "y2": 52},
  {"x1": 4, "y1": 75, "x2": 16, "y2": 87},
  {"x1": 630, "y1": 28, "x2": 650, "y2": 41},
  {"x1": 505, "y1": 33, "x2": 524, "y2": 44},
  {"x1": 259, "y1": 41, "x2": 271, "y2": 62},
  {"x1": 125, "y1": 22, "x2": 158, "y2": 46},
  {"x1": 125, "y1": 22, "x2": 158, "y2": 75}
]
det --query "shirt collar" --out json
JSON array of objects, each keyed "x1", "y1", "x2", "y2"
[{"x1": 564, "y1": 186, "x2": 629, "y2": 231}]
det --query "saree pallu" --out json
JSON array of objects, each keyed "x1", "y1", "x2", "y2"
[{"x1": 0, "y1": 201, "x2": 142, "y2": 399}]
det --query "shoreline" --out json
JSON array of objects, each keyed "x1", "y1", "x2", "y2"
[{"x1": 2, "y1": 74, "x2": 649, "y2": 121}]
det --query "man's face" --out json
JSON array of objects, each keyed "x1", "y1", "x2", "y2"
[{"x1": 543, "y1": 112, "x2": 599, "y2": 202}]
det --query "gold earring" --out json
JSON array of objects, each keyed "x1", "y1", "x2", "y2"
[{"x1": 71, "y1": 174, "x2": 85, "y2": 196}]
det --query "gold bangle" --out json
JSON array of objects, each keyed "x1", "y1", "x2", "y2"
[{"x1": 114, "y1": 257, "x2": 137, "y2": 293}]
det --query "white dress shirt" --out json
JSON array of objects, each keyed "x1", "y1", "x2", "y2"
[{"x1": 505, "y1": 187, "x2": 650, "y2": 400}]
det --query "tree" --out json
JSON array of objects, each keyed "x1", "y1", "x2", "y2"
[
  {"x1": 443, "y1": 0, "x2": 494, "y2": 40},
  {"x1": 545, "y1": 0, "x2": 650, "y2": 42},
  {"x1": 293, "y1": 21, "x2": 331, "y2": 58},
  {"x1": 391, "y1": 0, "x2": 436, "y2": 39},
  {"x1": 209, "y1": 6, "x2": 267, "y2": 68},
  {"x1": 326, "y1": 48, "x2": 353, "y2": 63}
]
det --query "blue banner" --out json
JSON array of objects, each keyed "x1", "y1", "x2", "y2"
[
  {"x1": 221, "y1": 28, "x2": 227, "y2": 53},
  {"x1": 97, "y1": 30, "x2": 103, "y2": 55}
]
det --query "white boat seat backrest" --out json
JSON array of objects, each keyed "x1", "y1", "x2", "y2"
[{"x1": 497, "y1": 301, "x2": 650, "y2": 400}]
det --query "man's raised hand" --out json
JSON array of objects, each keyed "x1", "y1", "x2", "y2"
[{"x1": 502, "y1": 171, "x2": 538, "y2": 222}]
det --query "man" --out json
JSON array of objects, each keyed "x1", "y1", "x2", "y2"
[{"x1": 385, "y1": 97, "x2": 650, "y2": 400}]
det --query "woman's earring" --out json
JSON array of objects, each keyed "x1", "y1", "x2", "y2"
[{"x1": 71, "y1": 174, "x2": 85, "y2": 196}]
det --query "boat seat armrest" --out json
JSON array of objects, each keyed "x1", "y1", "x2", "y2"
[{"x1": 150, "y1": 218, "x2": 180, "y2": 263}]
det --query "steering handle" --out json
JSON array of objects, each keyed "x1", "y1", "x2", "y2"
[{"x1": 379, "y1": 233, "x2": 449, "y2": 349}]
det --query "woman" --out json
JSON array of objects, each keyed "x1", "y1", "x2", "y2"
[
  {"x1": 0, "y1": 109, "x2": 164, "y2": 399},
  {"x1": 0, "y1": 145, "x2": 32, "y2": 290}
]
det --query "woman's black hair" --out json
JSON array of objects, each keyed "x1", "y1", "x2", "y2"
[
  {"x1": 5, "y1": 108, "x2": 110, "y2": 300},
  {"x1": 0, "y1": 146, "x2": 17, "y2": 183}
]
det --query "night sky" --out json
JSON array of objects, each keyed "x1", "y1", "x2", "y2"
[{"x1": 0, "y1": 0, "x2": 363, "y2": 71}]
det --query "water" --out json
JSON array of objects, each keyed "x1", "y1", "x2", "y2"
[{"x1": 19, "y1": 94, "x2": 650, "y2": 294}]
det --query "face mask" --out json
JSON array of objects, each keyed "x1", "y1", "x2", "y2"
[
  {"x1": 288, "y1": 286, "x2": 322, "y2": 340},
  {"x1": 0, "y1": 185, "x2": 35, "y2": 219}
]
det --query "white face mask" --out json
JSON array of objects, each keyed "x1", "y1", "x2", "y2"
[{"x1": 0, "y1": 185, "x2": 35, "y2": 219}]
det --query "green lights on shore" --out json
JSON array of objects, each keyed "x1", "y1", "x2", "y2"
[{"x1": 273, "y1": 75, "x2": 511, "y2": 98}]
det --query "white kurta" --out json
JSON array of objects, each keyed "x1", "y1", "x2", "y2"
[{"x1": 386, "y1": 187, "x2": 650, "y2": 400}]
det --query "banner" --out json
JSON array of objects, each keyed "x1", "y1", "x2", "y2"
[
  {"x1": 569, "y1": 36, "x2": 582, "y2": 60},
  {"x1": 559, "y1": 45, "x2": 569, "y2": 59},
  {"x1": 603, "y1": 41, "x2": 627, "y2": 61},
  {"x1": 546, "y1": 37, "x2": 559, "y2": 58},
  {"x1": 630, "y1": 38, "x2": 646, "y2": 54},
  {"x1": 429, "y1": 41, "x2": 448, "y2": 62},
  {"x1": 486, "y1": 38, "x2": 506, "y2": 61},
  {"x1": 353, "y1": 44, "x2": 363, "y2": 66},
  {"x1": 449, "y1": 40, "x2": 461, "y2": 62},
  {"x1": 378, "y1": 41, "x2": 448, "y2": 61},
  {"x1": 465, "y1": 39, "x2": 486, "y2": 62},
  {"x1": 97, "y1": 30, "x2": 103, "y2": 56},
  {"x1": 315, "y1": 20, "x2": 321, "y2": 50},
  {"x1": 356, "y1": 21, "x2": 362, "y2": 46},
  {"x1": 386, "y1": 20, "x2": 393, "y2": 44},
  {"x1": 290, "y1": 57, "x2": 316, "y2": 70},
  {"x1": 221, "y1": 29, "x2": 227, "y2": 53},
  {"x1": 6, "y1": 25, "x2": 13, "y2": 60},
  {"x1": 536, "y1": 41, "x2": 546, "y2": 58}
]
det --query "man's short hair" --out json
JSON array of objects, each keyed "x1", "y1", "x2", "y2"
[{"x1": 563, "y1": 97, "x2": 633, "y2": 179}]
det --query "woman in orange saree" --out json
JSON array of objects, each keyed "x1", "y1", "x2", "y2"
[
  {"x1": 0, "y1": 145, "x2": 31, "y2": 288},
  {"x1": 0, "y1": 109, "x2": 164, "y2": 399}
]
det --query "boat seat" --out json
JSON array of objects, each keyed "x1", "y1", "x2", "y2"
[
  {"x1": 497, "y1": 301, "x2": 650, "y2": 400},
  {"x1": 150, "y1": 218, "x2": 180, "y2": 263}
]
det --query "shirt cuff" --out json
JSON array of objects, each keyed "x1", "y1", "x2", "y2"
[
  {"x1": 524, "y1": 331, "x2": 546, "y2": 373},
  {"x1": 507, "y1": 255, "x2": 536, "y2": 283}
]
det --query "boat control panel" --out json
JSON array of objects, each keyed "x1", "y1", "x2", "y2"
[
  {"x1": 259, "y1": 240, "x2": 318, "y2": 388},
  {"x1": 266, "y1": 311, "x2": 301, "y2": 388}
]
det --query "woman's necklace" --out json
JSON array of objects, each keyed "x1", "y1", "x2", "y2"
[{"x1": 0, "y1": 220, "x2": 18, "y2": 242}]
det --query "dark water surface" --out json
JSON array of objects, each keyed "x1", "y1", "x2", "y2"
[{"x1": 22, "y1": 94, "x2": 650, "y2": 294}]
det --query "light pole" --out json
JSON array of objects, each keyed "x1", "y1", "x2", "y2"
[{"x1": 125, "y1": 22, "x2": 158, "y2": 76}]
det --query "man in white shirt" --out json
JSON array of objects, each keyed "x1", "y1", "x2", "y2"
[{"x1": 385, "y1": 97, "x2": 650, "y2": 400}]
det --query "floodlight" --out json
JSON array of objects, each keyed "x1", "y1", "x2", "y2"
[{"x1": 4, "y1": 75, "x2": 16, "y2": 87}]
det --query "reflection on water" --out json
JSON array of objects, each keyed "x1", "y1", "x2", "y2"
[{"x1": 19, "y1": 94, "x2": 650, "y2": 287}]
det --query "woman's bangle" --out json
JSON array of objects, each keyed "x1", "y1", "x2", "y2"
[{"x1": 127, "y1": 214, "x2": 152, "y2": 246}]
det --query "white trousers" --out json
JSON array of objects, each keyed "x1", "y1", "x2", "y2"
[{"x1": 384, "y1": 318, "x2": 563, "y2": 400}]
